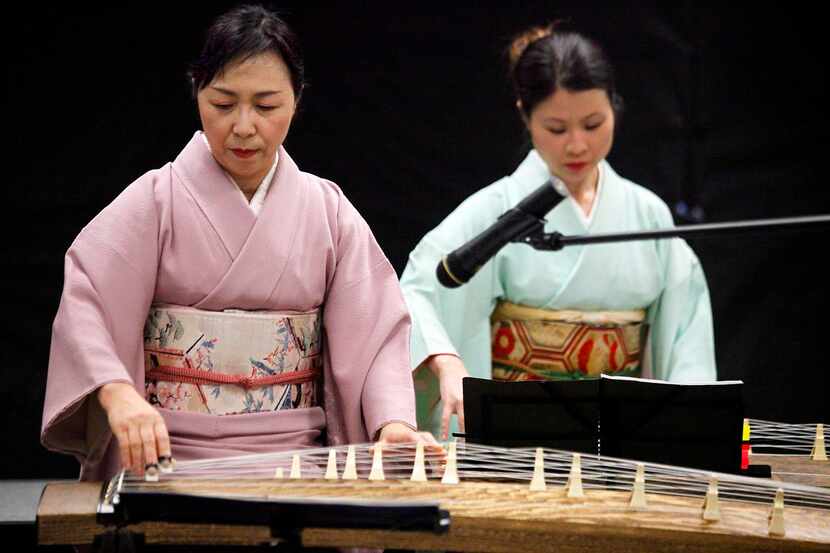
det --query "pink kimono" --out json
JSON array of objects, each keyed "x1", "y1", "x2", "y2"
[{"x1": 41, "y1": 131, "x2": 416, "y2": 480}]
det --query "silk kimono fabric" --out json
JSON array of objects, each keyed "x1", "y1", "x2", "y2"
[
  {"x1": 401, "y1": 150, "x2": 717, "y2": 435},
  {"x1": 42, "y1": 131, "x2": 416, "y2": 480}
]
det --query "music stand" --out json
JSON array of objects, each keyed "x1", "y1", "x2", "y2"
[
  {"x1": 462, "y1": 375, "x2": 745, "y2": 474},
  {"x1": 599, "y1": 375, "x2": 744, "y2": 473},
  {"x1": 462, "y1": 377, "x2": 600, "y2": 455}
]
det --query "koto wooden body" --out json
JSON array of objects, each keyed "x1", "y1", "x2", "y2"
[
  {"x1": 38, "y1": 479, "x2": 830, "y2": 552},
  {"x1": 749, "y1": 454, "x2": 830, "y2": 488}
]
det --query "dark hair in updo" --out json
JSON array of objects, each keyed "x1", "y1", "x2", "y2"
[
  {"x1": 508, "y1": 23, "x2": 623, "y2": 119},
  {"x1": 187, "y1": 5, "x2": 305, "y2": 103}
]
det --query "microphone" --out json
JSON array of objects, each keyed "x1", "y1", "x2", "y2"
[{"x1": 436, "y1": 180, "x2": 564, "y2": 288}]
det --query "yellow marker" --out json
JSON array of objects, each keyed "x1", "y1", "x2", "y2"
[{"x1": 742, "y1": 418, "x2": 750, "y2": 442}]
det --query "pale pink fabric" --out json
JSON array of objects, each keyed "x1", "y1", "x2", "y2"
[{"x1": 41, "y1": 131, "x2": 416, "y2": 480}]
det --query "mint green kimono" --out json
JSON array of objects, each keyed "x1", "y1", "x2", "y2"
[{"x1": 400, "y1": 151, "x2": 717, "y2": 435}]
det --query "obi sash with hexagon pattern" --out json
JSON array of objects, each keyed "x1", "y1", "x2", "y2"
[
  {"x1": 143, "y1": 305, "x2": 322, "y2": 415},
  {"x1": 491, "y1": 301, "x2": 646, "y2": 381}
]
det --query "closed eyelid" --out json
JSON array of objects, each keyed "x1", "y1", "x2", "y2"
[{"x1": 211, "y1": 102, "x2": 282, "y2": 110}]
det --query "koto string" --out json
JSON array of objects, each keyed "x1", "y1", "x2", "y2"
[
  {"x1": 119, "y1": 441, "x2": 830, "y2": 510},
  {"x1": 748, "y1": 419, "x2": 824, "y2": 452}
]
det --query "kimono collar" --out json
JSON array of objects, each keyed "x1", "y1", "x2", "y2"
[
  {"x1": 172, "y1": 131, "x2": 302, "y2": 260},
  {"x1": 550, "y1": 165, "x2": 604, "y2": 227},
  {"x1": 173, "y1": 131, "x2": 309, "y2": 310},
  {"x1": 511, "y1": 150, "x2": 615, "y2": 232},
  {"x1": 199, "y1": 133, "x2": 278, "y2": 216}
]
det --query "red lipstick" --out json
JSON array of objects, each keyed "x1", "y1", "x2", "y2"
[
  {"x1": 231, "y1": 149, "x2": 257, "y2": 159},
  {"x1": 565, "y1": 162, "x2": 587, "y2": 172}
]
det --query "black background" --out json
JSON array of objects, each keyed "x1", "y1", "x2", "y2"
[{"x1": 3, "y1": 3, "x2": 829, "y2": 479}]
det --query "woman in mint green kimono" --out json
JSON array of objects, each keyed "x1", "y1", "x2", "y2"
[{"x1": 401, "y1": 25, "x2": 717, "y2": 440}]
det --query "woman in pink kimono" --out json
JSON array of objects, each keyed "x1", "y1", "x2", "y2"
[{"x1": 41, "y1": 5, "x2": 426, "y2": 481}]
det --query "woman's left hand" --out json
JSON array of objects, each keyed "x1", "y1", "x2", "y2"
[
  {"x1": 377, "y1": 422, "x2": 440, "y2": 447},
  {"x1": 376, "y1": 422, "x2": 448, "y2": 470}
]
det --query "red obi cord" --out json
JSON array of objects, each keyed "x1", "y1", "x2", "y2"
[{"x1": 145, "y1": 363, "x2": 318, "y2": 390}]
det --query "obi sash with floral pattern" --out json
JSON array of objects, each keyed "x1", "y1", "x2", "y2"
[
  {"x1": 491, "y1": 301, "x2": 646, "y2": 381},
  {"x1": 143, "y1": 305, "x2": 322, "y2": 415}
]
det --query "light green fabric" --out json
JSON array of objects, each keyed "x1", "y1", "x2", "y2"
[{"x1": 401, "y1": 151, "x2": 717, "y2": 436}]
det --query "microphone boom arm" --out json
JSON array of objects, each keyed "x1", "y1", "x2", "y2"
[{"x1": 516, "y1": 214, "x2": 830, "y2": 251}]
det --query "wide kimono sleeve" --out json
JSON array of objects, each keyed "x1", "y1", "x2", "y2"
[
  {"x1": 322, "y1": 194, "x2": 416, "y2": 444},
  {"x1": 400, "y1": 185, "x2": 511, "y2": 371},
  {"x1": 645, "y1": 202, "x2": 717, "y2": 382},
  {"x1": 41, "y1": 171, "x2": 161, "y2": 476},
  {"x1": 399, "y1": 185, "x2": 509, "y2": 433}
]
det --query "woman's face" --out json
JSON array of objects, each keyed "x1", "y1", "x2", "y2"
[
  {"x1": 525, "y1": 88, "x2": 615, "y2": 191},
  {"x1": 197, "y1": 51, "x2": 296, "y2": 189}
]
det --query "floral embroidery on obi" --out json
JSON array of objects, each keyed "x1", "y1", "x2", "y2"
[{"x1": 143, "y1": 305, "x2": 322, "y2": 415}]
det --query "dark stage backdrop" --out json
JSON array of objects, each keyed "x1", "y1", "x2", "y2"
[{"x1": 4, "y1": 3, "x2": 828, "y2": 479}]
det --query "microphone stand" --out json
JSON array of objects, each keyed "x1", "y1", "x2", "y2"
[{"x1": 515, "y1": 214, "x2": 830, "y2": 251}]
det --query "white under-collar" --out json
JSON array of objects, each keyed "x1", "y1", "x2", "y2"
[
  {"x1": 550, "y1": 163, "x2": 604, "y2": 227},
  {"x1": 246, "y1": 156, "x2": 278, "y2": 216},
  {"x1": 201, "y1": 133, "x2": 278, "y2": 216}
]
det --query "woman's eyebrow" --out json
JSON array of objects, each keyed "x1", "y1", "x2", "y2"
[
  {"x1": 208, "y1": 86, "x2": 284, "y2": 98},
  {"x1": 542, "y1": 112, "x2": 604, "y2": 124}
]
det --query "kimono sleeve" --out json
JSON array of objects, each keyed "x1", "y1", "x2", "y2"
[
  {"x1": 399, "y1": 186, "x2": 507, "y2": 435},
  {"x1": 399, "y1": 186, "x2": 507, "y2": 372},
  {"x1": 646, "y1": 206, "x2": 717, "y2": 382},
  {"x1": 322, "y1": 196, "x2": 416, "y2": 443},
  {"x1": 41, "y1": 174, "x2": 160, "y2": 473}
]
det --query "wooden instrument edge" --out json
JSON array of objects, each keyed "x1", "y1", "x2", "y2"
[{"x1": 36, "y1": 481, "x2": 830, "y2": 552}]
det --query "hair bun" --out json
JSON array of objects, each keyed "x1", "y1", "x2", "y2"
[{"x1": 508, "y1": 24, "x2": 554, "y2": 70}]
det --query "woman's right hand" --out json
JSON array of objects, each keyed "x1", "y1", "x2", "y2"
[
  {"x1": 426, "y1": 354, "x2": 469, "y2": 440},
  {"x1": 97, "y1": 382, "x2": 171, "y2": 477}
]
